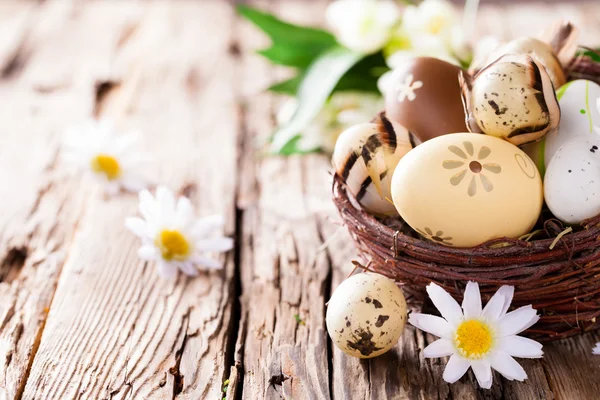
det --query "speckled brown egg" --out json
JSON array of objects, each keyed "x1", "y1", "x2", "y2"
[
  {"x1": 326, "y1": 272, "x2": 407, "y2": 359},
  {"x1": 384, "y1": 57, "x2": 468, "y2": 143},
  {"x1": 460, "y1": 54, "x2": 560, "y2": 146}
]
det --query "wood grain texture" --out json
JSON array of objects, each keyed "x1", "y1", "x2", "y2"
[{"x1": 0, "y1": 1, "x2": 599, "y2": 400}]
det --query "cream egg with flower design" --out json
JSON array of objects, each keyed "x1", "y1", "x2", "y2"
[
  {"x1": 62, "y1": 119, "x2": 148, "y2": 195},
  {"x1": 126, "y1": 186, "x2": 233, "y2": 279},
  {"x1": 391, "y1": 133, "x2": 543, "y2": 247}
]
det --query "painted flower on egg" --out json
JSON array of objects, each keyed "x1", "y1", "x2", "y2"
[
  {"x1": 442, "y1": 141, "x2": 502, "y2": 197},
  {"x1": 416, "y1": 227, "x2": 454, "y2": 246},
  {"x1": 396, "y1": 74, "x2": 423, "y2": 102}
]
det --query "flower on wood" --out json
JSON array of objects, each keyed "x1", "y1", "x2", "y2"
[
  {"x1": 126, "y1": 186, "x2": 233, "y2": 279},
  {"x1": 409, "y1": 282, "x2": 543, "y2": 389},
  {"x1": 593, "y1": 343, "x2": 600, "y2": 355},
  {"x1": 326, "y1": 0, "x2": 401, "y2": 54},
  {"x1": 62, "y1": 119, "x2": 147, "y2": 195}
]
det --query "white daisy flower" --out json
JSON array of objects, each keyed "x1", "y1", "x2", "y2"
[
  {"x1": 62, "y1": 119, "x2": 147, "y2": 195},
  {"x1": 409, "y1": 282, "x2": 543, "y2": 389},
  {"x1": 326, "y1": 0, "x2": 401, "y2": 54},
  {"x1": 125, "y1": 186, "x2": 233, "y2": 279},
  {"x1": 593, "y1": 343, "x2": 600, "y2": 355}
]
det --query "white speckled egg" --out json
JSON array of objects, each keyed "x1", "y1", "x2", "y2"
[
  {"x1": 332, "y1": 113, "x2": 413, "y2": 216},
  {"x1": 391, "y1": 133, "x2": 543, "y2": 247},
  {"x1": 460, "y1": 54, "x2": 560, "y2": 146},
  {"x1": 326, "y1": 272, "x2": 407, "y2": 359},
  {"x1": 544, "y1": 80, "x2": 600, "y2": 167},
  {"x1": 545, "y1": 138, "x2": 600, "y2": 224}
]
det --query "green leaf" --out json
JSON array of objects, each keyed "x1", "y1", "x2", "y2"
[
  {"x1": 270, "y1": 46, "x2": 365, "y2": 153},
  {"x1": 277, "y1": 134, "x2": 320, "y2": 155},
  {"x1": 577, "y1": 47, "x2": 600, "y2": 62},
  {"x1": 269, "y1": 52, "x2": 386, "y2": 102},
  {"x1": 258, "y1": 44, "x2": 323, "y2": 68},
  {"x1": 584, "y1": 49, "x2": 600, "y2": 62},
  {"x1": 237, "y1": 5, "x2": 337, "y2": 68},
  {"x1": 268, "y1": 76, "x2": 302, "y2": 95}
]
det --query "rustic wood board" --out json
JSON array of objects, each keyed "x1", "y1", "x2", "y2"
[{"x1": 0, "y1": 1, "x2": 599, "y2": 399}]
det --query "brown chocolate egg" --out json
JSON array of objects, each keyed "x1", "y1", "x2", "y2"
[
  {"x1": 384, "y1": 57, "x2": 468, "y2": 143},
  {"x1": 460, "y1": 54, "x2": 560, "y2": 146}
]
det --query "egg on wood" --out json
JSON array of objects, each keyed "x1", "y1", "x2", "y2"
[
  {"x1": 384, "y1": 57, "x2": 468, "y2": 143},
  {"x1": 332, "y1": 112, "x2": 413, "y2": 216},
  {"x1": 460, "y1": 54, "x2": 560, "y2": 146},
  {"x1": 326, "y1": 272, "x2": 407, "y2": 359},
  {"x1": 544, "y1": 80, "x2": 600, "y2": 167},
  {"x1": 391, "y1": 133, "x2": 543, "y2": 247},
  {"x1": 545, "y1": 138, "x2": 600, "y2": 224}
]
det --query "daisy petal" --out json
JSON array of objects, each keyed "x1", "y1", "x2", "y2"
[
  {"x1": 175, "y1": 197, "x2": 195, "y2": 229},
  {"x1": 139, "y1": 189, "x2": 156, "y2": 221},
  {"x1": 156, "y1": 261, "x2": 179, "y2": 279},
  {"x1": 192, "y1": 255, "x2": 224, "y2": 270},
  {"x1": 408, "y1": 313, "x2": 453, "y2": 339},
  {"x1": 156, "y1": 186, "x2": 176, "y2": 219},
  {"x1": 126, "y1": 217, "x2": 148, "y2": 237},
  {"x1": 462, "y1": 281, "x2": 482, "y2": 319},
  {"x1": 426, "y1": 283, "x2": 463, "y2": 326},
  {"x1": 471, "y1": 360, "x2": 493, "y2": 389},
  {"x1": 593, "y1": 343, "x2": 600, "y2": 355},
  {"x1": 490, "y1": 351, "x2": 528, "y2": 381},
  {"x1": 499, "y1": 306, "x2": 540, "y2": 336},
  {"x1": 499, "y1": 335, "x2": 543, "y2": 359},
  {"x1": 442, "y1": 353, "x2": 470, "y2": 384},
  {"x1": 178, "y1": 261, "x2": 199, "y2": 277},
  {"x1": 481, "y1": 291, "x2": 508, "y2": 321},
  {"x1": 196, "y1": 237, "x2": 234, "y2": 253},
  {"x1": 423, "y1": 338, "x2": 454, "y2": 358},
  {"x1": 192, "y1": 215, "x2": 225, "y2": 238},
  {"x1": 120, "y1": 175, "x2": 146, "y2": 193},
  {"x1": 484, "y1": 285, "x2": 514, "y2": 318},
  {"x1": 137, "y1": 245, "x2": 158, "y2": 261}
]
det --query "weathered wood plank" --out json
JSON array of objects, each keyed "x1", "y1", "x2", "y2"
[
  {"x1": 16, "y1": 2, "x2": 239, "y2": 399},
  {"x1": 0, "y1": 2, "x2": 143, "y2": 398},
  {"x1": 235, "y1": 1, "x2": 334, "y2": 398}
]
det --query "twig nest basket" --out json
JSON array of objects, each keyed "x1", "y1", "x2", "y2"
[
  {"x1": 333, "y1": 175, "x2": 600, "y2": 341},
  {"x1": 332, "y1": 54, "x2": 600, "y2": 342}
]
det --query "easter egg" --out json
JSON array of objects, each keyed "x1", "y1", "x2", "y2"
[
  {"x1": 391, "y1": 133, "x2": 543, "y2": 247},
  {"x1": 460, "y1": 54, "x2": 560, "y2": 146},
  {"x1": 384, "y1": 57, "x2": 468, "y2": 143},
  {"x1": 544, "y1": 80, "x2": 600, "y2": 166},
  {"x1": 332, "y1": 112, "x2": 413, "y2": 216},
  {"x1": 544, "y1": 138, "x2": 600, "y2": 224},
  {"x1": 489, "y1": 38, "x2": 567, "y2": 88},
  {"x1": 326, "y1": 272, "x2": 407, "y2": 359}
]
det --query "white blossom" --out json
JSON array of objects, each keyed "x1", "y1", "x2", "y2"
[
  {"x1": 62, "y1": 119, "x2": 147, "y2": 195},
  {"x1": 126, "y1": 186, "x2": 233, "y2": 279},
  {"x1": 326, "y1": 0, "x2": 401, "y2": 54},
  {"x1": 409, "y1": 282, "x2": 543, "y2": 389}
]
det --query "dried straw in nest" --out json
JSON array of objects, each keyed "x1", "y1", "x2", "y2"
[{"x1": 331, "y1": 54, "x2": 600, "y2": 341}]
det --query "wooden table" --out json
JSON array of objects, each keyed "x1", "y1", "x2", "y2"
[{"x1": 1, "y1": 1, "x2": 600, "y2": 399}]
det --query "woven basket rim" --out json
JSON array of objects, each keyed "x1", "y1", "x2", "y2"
[{"x1": 332, "y1": 170, "x2": 600, "y2": 341}]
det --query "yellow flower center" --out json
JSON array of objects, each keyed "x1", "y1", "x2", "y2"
[
  {"x1": 156, "y1": 230, "x2": 190, "y2": 261},
  {"x1": 426, "y1": 15, "x2": 446, "y2": 35},
  {"x1": 91, "y1": 154, "x2": 121, "y2": 180},
  {"x1": 454, "y1": 319, "x2": 493, "y2": 359}
]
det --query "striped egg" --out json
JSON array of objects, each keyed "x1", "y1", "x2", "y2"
[
  {"x1": 460, "y1": 54, "x2": 560, "y2": 146},
  {"x1": 332, "y1": 112, "x2": 414, "y2": 216}
]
